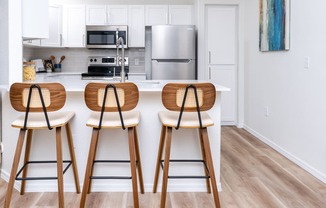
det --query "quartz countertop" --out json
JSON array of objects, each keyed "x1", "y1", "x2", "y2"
[{"x1": 1, "y1": 72, "x2": 230, "y2": 92}]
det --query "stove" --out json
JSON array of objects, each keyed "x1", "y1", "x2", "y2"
[{"x1": 81, "y1": 56, "x2": 129, "y2": 80}]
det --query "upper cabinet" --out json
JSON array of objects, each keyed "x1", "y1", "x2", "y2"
[
  {"x1": 169, "y1": 5, "x2": 193, "y2": 25},
  {"x1": 128, "y1": 5, "x2": 145, "y2": 47},
  {"x1": 41, "y1": 5, "x2": 63, "y2": 47},
  {"x1": 22, "y1": 0, "x2": 49, "y2": 40},
  {"x1": 145, "y1": 5, "x2": 169, "y2": 25},
  {"x1": 86, "y1": 5, "x2": 128, "y2": 25},
  {"x1": 145, "y1": 5, "x2": 193, "y2": 26},
  {"x1": 63, "y1": 5, "x2": 86, "y2": 47}
]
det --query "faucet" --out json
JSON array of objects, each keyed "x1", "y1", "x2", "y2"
[{"x1": 116, "y1": 35, "x2": 126, "y2": 82}]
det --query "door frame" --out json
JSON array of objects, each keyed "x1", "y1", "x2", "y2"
[{"x1": 196, "y1": 0, "x2": 244, "y2": 127}]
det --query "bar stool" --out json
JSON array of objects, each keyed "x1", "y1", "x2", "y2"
[
  {"x1": 80, "y1": 82, "x2": 144, "y2": 208},
  {"x1": 4, "y1": 82, "x2": 80, "y2": 208},
  {"x1": 153, "y1": 83, "x2": 221, "y2": 208}
]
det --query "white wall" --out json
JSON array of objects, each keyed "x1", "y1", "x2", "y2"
[
  {"x1": 244, "y1": 0, "x2": 326, "y2": 182},
  {"x1": 0, "y1": 0, "x2": 9, "y2": 85},
  {"x1": 0, "y1": 0, "x2": 22, "y2": 85}
]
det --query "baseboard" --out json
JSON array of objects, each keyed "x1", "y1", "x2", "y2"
[
  {"x1": 243, "y1": 125, "x2": 326, "y2": 183},
  {"x1": 1, "y1": 170, "x2": 222, "y2": 192}
]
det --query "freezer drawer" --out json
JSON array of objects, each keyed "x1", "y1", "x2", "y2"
[{"x1": 152, "y1": 59, "x2": 196, "y2": 80}]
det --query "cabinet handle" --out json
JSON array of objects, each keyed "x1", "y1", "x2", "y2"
[
  {"x1": 60, "y1": 34, "x2": 62, "y2": 46},
  {"x1": 209, "y1": 67, "x2": 212, "y2": 80},
  {"x1": 169, "y1": 13, "x2": 172, "y2": 24},
  {"x1": 83, "y1": 34, "x2": 85, "y2": 46},
  {"x1": 106, "y1": 11, "x2": 109, "y2": 24},
  {"x1": 166, "y1": 13, "x2": 168, "y2": 24},
  {"x1": 209, "y1": 51, "x2": 211, "y2": 64}
]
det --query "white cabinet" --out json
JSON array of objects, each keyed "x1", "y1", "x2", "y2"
[
  {"x1": 169, "y1": 5, "x2": 193, "y2": 25},
  {"x1": 145, "y1": 5, "x2": 193, "y2": 26},
  {"x1": 128, "y1": 5, "x2": 145, "y2": 47},
  {"x1": 41, "y1": 5, "x2": 62, "y2": 47},
  {"x1": 108, "y1": 5, "x2": 128, "y2": 25},
  {"x1": 63, "y1": 5, "x2": 86, "y2": 47},
  {"x1": 22, "y1": 0, "x2": 49, "y2": 40},
  {"x1": 145, "y1": 5, "x2": 168, "y2": 26},
  {"x1": 86, "y1": 5, "x2": 107, "y2": 25},
  {"x1": 86, "y1": 5, "x2": 128, "y2": 25},
  {"x1": 206, "y1": 6, "x2": 238, "y2": 124}
]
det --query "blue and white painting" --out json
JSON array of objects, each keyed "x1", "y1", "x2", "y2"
[{"x1": 259, "y1": 0, "x2": 290, "y2": 51}]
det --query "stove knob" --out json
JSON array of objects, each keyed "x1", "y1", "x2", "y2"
[
  {"x1": 90, "y1": 59, "x2": 93, "y2": 62},
  {"x1": 94, "y1": 59, "x2": 97, "y2": 62}
]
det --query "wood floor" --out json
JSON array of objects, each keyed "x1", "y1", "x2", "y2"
[{"x1": 1, "y1": 126, "x2": 326, "y2": 207}]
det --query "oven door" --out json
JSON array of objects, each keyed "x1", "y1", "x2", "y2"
[{"x1": 86, "y1": 30, "x2": 127, "y2": 49}]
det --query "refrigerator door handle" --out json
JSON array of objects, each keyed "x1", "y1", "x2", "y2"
[{"x1": 154, "y1": 59, "x2": 192, "y2": 63}]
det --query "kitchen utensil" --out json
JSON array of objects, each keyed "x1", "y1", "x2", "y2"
[
  {"x1": 59, "y1": 56, "x2": 65, "y2": 64},
  {"x1": 50, "y1": 55, "x2": 56, "y2": 64}
]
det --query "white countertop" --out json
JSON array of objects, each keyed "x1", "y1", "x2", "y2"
[{"x1": 2, "y1": 72, "x2": 230, "y2": 92}]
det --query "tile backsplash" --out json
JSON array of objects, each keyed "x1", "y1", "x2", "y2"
[{"x1": 23, "y1": 47, "x2": 145, "y2": 73}]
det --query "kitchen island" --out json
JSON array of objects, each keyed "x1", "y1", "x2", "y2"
[{"x1": 0, "y1": 73, "x2": 229, "y2": 193}]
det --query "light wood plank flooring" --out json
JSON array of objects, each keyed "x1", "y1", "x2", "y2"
[{"x1": 1, "y1": 126, "x2": 326, "y2": 207}]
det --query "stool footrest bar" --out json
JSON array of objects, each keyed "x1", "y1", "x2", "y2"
[
  {"x1": 15, "y1": 160, "x2": 72, "y2": 181},
  {"x1": 160, "y1": 159, "x2": 210, "y2": 179},
  {"x1": 90, "y1": 159, "x2": 139, "y2": 180}
]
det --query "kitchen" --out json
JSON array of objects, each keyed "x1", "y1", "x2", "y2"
[{"x1": 1, "y1": 0, "x2": 326, "y2": 207}]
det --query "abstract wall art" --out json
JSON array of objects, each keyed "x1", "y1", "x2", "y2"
[{"x1": 259, "y1": 0, "x2": 290, "y2": 51}]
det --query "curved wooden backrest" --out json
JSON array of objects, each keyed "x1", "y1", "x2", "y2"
[
  {"x1": 10, "y1": 82, "x2": 66, "y2": 112},
  {"x1": 84, "y1": 82, "x2": 139, "y2": 112},
  {"x1": 162, "y1": 83, "x2": 216, "y2": 112}
]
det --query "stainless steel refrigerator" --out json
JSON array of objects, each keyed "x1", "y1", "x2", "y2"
[{"x1": 151, "y1": 25, "x2": 196, "y2": 80}]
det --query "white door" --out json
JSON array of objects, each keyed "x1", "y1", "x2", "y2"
[{"x1": 206, "y1": 5, "x2": 238, "y2": 125}]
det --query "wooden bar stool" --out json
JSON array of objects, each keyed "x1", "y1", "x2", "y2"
[
  {"x1": 80, "y1": 82, "x2": 144, "y2": 208},
  {"x1": 153, "y1": 83, "x2": 221, "y2": 208},
  {"x1": 4, "y1": 82, "x2": 80, "y2": 208}
]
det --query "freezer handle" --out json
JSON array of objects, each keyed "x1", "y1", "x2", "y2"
[{"x1": 153, "y1": 59, "x2": 193, "y2": 63}]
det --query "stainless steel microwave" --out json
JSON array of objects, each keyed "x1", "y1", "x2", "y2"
[{"x1": 86, "y1": 25, "x2": 128, "y2": 49}]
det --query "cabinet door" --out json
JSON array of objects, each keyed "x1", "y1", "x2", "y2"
[
  {"x1": 41, "y1": 5, "x2": 62, "y2": 47},
  {"x1": 63, "y1": 5, "x2": 86, "y2": 47},
  {"x1": 86, "y1": 5, "x2": 107, "y2": 25},
  {"x1": 22, "y1": 0, "x2": 49, "y2": 39},
  {"x1": 128, "y1": 5, "x2": 145, "y2": 47},
  {"x1": 169, "y1": 5, "x2": 193, "y2": 25},
  {"x1": 207, "y1": 6, "x2": 238, "y2": 124},
  {"x1": 107, "y1": 5, "x2": 128, "y2": 25},
  {"x1": 145, "y1": 5, "x2": 168, "y2": 26}
]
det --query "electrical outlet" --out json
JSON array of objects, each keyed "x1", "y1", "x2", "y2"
[
  {"x1": 134, "y1": 58, "x2": 139, "y2": 66},
  {"x1": 304, "y1": 56, "x2": 310, "y2": 69},
  {"x1": 264, "y1": 106, "x2": 269, "y2": 117}
]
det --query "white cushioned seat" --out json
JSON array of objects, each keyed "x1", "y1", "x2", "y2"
[
  {"x1": 11, "y1": 111, "x2": 75, "y2": 129},
  {"x1": 158, "y1": 111, "x2": 214, "y2": 128},
  {"x1": 86, "y1": 111, "x2": 140, "y2": 128}
]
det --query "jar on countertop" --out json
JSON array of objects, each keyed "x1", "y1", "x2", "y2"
[{"x1": 23, "y1": 61, "x2": 36, "y2": 81}]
